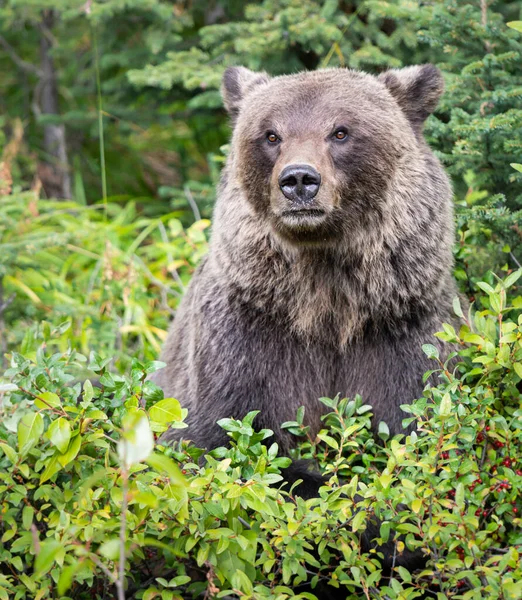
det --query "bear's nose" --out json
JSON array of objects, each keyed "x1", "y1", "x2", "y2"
[{"x1": 278, "y1": 164, "x2": 321, "y2": 204}]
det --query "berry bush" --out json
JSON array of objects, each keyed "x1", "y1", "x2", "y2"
[{"x1": 0, "y1": 270, "x2": 521, "y2": 599}]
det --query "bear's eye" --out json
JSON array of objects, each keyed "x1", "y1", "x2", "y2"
[
  {"x1": 266, "y1": 132, "x2": 280, "y2": 144},
  {"x1": 332, "y1": 128, "x2": 348, "y2": 141}
]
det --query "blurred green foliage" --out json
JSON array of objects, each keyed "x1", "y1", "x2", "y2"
[{"x1": 0, "y1": 192, "x2": 209, "y2": 370}]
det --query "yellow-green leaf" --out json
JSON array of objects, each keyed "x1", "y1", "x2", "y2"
[
  {"x1": 0, "y1": 441, "x2": 18, "y2": 464},
  {"x1": 439, "y1": 393, "x2": 452, "y2": 417},
  {"x1": 47, "y1": 418, "x2": 71, "y2": 453},
  {"x1": 145, "y1": 452, "x2": 186, "y2": 487},
  {"x1": 34, "y1": 539, "x2": 62, "y2": 576},
  {"x1": 148, "y1": 398, "x2": 182, "y2": 424},
  {"x1": 18, "y1": 412, "x2": 44, "y2": 456},
  {"x1": 352, "y1": 510, "x2": 366, "y2": 532},
  {"x1": 40, "y1": 454, "x2": 62, "y2": 484},
  {"x1": 57, "y1": 434, "x2": 81, "y2": 467},
  {"x1": 22, "y1": 506, "x2": 34, "y2": 530},
  {"x1": 35, "y1": 392, "x2": 61, "y2": 410},
  {"x1": 507, "y1": 21, "x2": 522, "y2": 33}
]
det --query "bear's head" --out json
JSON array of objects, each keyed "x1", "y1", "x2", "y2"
[{"x1": 221, "y1": 65, "x2": 445, "y2": 248}]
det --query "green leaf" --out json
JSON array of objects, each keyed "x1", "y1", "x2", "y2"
[
  {"x1": 145, "y1": 453, "x2": 187, "y2": 487},
  {"x1": 439, "y1": 393, "x2": 452, "y2": 417},
  {"x1": 18, "y1": 412, "x2": 44, "y2": 456},
  {"x1": 1, "y1": 528, "x2": 16, "y2": 543},
  {"x1": 40, "y1": 454, "x2": 62, "y2": 484},
  {"x1": 352, "y1": 510, "x2": 366, "y2": 532},
  {"x1": 85, "y1": 409, "x2": 108, "y2": 420},
  {"x1": 148, "y1": 398, "x2": 182, "y2": 424},
  {"x1": 507, "y1": 21, "x2": 522, "y2": 33},
  {"x1": 57, "y1": 433, "x2": 82, "y2": 467},
  {"x1": 503, "y1": 580, "x2": 522, "y2": 599},
  {"x1": 82, "y1": 379, "x2": 94, "y2": 404},
  {"x1": 503, "y1": 269, "x2": 522, "y2": 290},
  {"x1": 476, "y1": 281, "x2": 495, "y2": 295},
  {"x1": 99, "y1": 539, "x2": 120, "y2": 560},
  {"x1": 490, "y1": 292, "x2": 501, "y2": 314},
  {"x1": 397, "y1": 566, "x2": 411, "y2": 583},
  {"x1": 196, "y1": 544, "x2": 210, "y2": 566},
  {"x1": 422, "y1": 344, "x2": 439, "y2": 359},
  {"x1": 46, "y1": 417, "x2": 71, "y2": 453},
  {"x1": 57, "y1": 563, "x2": 82, "y2": 596},
  {"x1": 231, "y1": 569, "x2": 253, "y2": 595},
  {"x1": 0, "y1": 441, "x2": 18, "y2": 464},
  {"x1": 455, "y1": 482, "x2": 465, "y2": 511},
  {"x1": 380, "y1": 521, "x2": 391, "y2": 543},
  {"x1": 34, "y1": 539, "x2": 62, "y2": 576},
  {"x1": 452, "y1": 296, "x2": 464, "y2": 319},
  {"x1": 462, "y1": 332, "x2": 485, "y2": 345},
  {"x1": 216, "y1": 549, "x2": 246, "y2": 586},
  {"x1": 217, "y1": 418, "x2": 242, "y2": 432},
  {"x1": 34, "y1": 392, "x2": 61, "y2": 410},
  {"x1": 22, "y1": 506, "x2": 34, "y2": 530},
  {"x1": 317, "y1": 433, "x2": 338, "y2": 449},
  {"x1": 11, "y1": 556, "x2": 23, "y2": 571},
  {"x1": 378, "y1": 421, "x2": 389, "y2": 441}
]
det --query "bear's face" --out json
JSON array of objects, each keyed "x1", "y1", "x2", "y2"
[{"x1": 222, "y1": 66, "x2": 444, "y2": 248}]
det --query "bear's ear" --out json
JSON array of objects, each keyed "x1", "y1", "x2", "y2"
[
  {"x1": 378, "y1": 64, "x2": 444, "y2": 132},
  {"x1": 221, "y1": 66, "x2": 270, "y2": 122}
]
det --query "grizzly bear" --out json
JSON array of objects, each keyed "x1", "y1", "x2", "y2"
[{"x1": 153, "y1": 65, "x2": 455, "y2": 460}]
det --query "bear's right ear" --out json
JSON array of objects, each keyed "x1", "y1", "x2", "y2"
[{"x1": 221, "y1": 67, "x2": 270, "y2": 123}]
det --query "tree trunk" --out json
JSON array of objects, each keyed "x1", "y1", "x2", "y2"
[{"x1": 38, "y1": 9, "x2": 71, "y2": 199}]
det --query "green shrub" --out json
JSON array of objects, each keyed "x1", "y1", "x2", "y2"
[{"x1": 1, "y1": 270, "x2": 521, "y2": 599}]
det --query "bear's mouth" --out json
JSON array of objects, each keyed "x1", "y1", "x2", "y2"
[
  {"x1": 272, "y1": 207, "x2": 339, "y2": 246},
  {"x1": 280, "y1": 208, "x2": 327, "y2": 222},
  {"x1": 274, "y1": 208, "x2": 333, "y2": 245}
]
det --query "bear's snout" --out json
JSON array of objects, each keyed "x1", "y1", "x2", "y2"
[{"x1": 278, "y1": 164, "x2": 321, "y2": 205}]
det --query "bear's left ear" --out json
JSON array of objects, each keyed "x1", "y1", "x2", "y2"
[
  {"x1": 378, "y1": 64, "x2": 444, "y2": 132},
  {"x1": 221, "y1": 66, "x2": 270, "y2": 123}
]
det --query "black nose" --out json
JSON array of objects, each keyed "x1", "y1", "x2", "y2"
[{"x1": 278, "y1": 164, "x2": 321, "y2": 204}]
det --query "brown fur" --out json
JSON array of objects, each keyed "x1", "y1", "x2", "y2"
[{"x1": 153, "y1": 65, "x2": 455, "y2": 454}]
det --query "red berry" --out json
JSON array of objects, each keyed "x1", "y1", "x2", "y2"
[
  {"x1": 516, "y1": 470, "x2": 522, "y2": 476},
  {"x1": 513, "y1": 508, "x2": 519, "y2": 514},
  {"x1": 475, "y1": 508, "x2": 482, "y2": 516},
  {"x1": 181, "y1": 469, "x2": 187, "y2": 475},
  {"x1": 486, "y1": 426, "x2": 491, "y2": 431}
]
